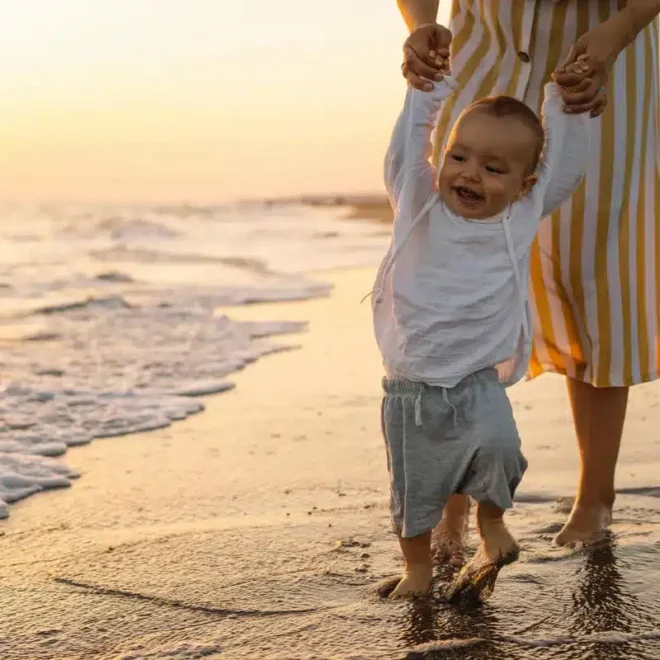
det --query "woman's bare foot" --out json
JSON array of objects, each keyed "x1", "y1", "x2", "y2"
[
  {"x1": 553, "y1": 502, "x2": 613, "y2": 547},
  {"x1": 432, "y1": 495, "x2": 470, "y2": 568},
  {"x1": 561, "y1": 379, "x2": 626, "y2": 546},
  {"x1": 389, "y1": 564, "x2": 433, "y2": 599}
]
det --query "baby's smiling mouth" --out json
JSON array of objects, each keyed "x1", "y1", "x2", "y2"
[{"x1": 453, "y1": 186, "x2": 484, "y2": 203}]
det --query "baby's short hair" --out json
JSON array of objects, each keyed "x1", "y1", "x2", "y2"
[{"x1": 465, "y1": 95, "x2": 545, "y2": 173}]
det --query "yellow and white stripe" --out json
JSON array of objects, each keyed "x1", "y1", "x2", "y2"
[{"x1": 435, "y1": 0, "x2": 660, "y2": 386}]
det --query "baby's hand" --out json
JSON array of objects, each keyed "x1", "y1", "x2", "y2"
[
  {"x1": 553, "y1": 54, "x2": 606, "y2": 117},
  {"x1": 563, "y1": 54, "x2": 591, "y2": 79},
  {"x1": 553, "y1": 54, "x2": 591, "y2": 90},
  {"x1": 432, "y1": 52, "x2": 451, "y2": 76}
]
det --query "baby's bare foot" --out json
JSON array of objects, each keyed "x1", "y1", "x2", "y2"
[
  {"x1": 432, "y1": 519, "x2": 466, "y2": 568},
  {"x1": 444, "y1": 519, "x2": 519, "y2": 605},
  {"x1": 444, "y1": 543, "x2": 519, "y2": 605},
  {"x1": 432, "y1": 496, "x2": 470, "y2": 568},
  {"x1": 480, "y1": 517, "x2": 519, "y2": 564},
  {"x1": 389, "y1": 564, "x2": 433, "y2": 599}
]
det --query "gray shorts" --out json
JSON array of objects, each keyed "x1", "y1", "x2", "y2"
[{"x1": 381, "y1": 369, "x2": 527, "y2": 539}]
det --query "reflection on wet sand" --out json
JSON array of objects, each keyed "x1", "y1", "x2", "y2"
[
  {"x1": 388, "y1": 500, "x2": 660, "y2": 660},
  {"x1": 402, "y1": 598, "x2": 503, "y2": 659},
  {"x1": 567, "y1": 539, "x2": 654, "y2": 659}
]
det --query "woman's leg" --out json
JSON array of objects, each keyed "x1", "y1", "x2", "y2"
[
  {"x1": 432, "y1": 494, "x2": 470, "y2": 566},
  {"x1": 554, "y1": 378, "x2": 629, "y2": 546},
  {"x1": 390, "y1": 531, "x2": 433, "y2": 598}
]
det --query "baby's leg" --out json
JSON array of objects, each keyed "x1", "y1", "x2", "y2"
[
  {"x1": 442, "y1": 371, "x2": 526, "y2": 604},
  {"x1": 432, "y1": 494, "x2": 470, "y2": 568},
  {"x1": 444, "y1": 503, "x2": 519, "y2": 605},
  {"x1": 380, "y1": 378, "x2": 467, "y2": 599},
  {"x1": 390, "y1": 531, "x2": 433, "y2": 599},
  {"x1": 476, "y1": 501, "x2": 519, "y2": 565}
]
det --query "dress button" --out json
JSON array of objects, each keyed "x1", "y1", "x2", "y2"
[{"x1": 518, "y1": 51, "x2": 530, "y2": 63}]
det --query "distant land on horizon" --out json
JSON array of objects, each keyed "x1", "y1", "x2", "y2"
[
  {"x1": 248, "y1": 192, "x2": 387, "y2": 207},
  {"x1": 256, "y1": 193, "x2": 393, "y2": 224}
]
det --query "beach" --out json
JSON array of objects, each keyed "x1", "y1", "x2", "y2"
[
  {"x1": 2, "y1": 265, "x2": 660, "y2": 659},
  {"x1": 0, "y1": 201, "x2": 389, "y2": 516}
]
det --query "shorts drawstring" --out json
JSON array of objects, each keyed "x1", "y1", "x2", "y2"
[
  {"x1": 414, "y1": 390, "x2": 423, "y2": 427},
  {"x1": 413, "y1": 387, "x2": 458, "y2": 427},
  {"x1": 442, "y1": 388, "x2": 458, "y2": 427}
]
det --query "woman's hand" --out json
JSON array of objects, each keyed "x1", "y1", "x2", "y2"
[
  {"x1": 552, "y1": 13, "x2": 631, "y2": 116},
  {"x1": 401, "y1": 23, "x2": 452, "y2": 92},
  {"x1": 553, "y1": 55, "x2": 607, "y2": 118}
]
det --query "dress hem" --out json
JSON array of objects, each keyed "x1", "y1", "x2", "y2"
[{"x1": 526, "y1": 364, "x2": 660, "y2": 388}]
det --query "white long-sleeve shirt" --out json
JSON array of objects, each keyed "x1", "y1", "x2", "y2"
[{"x1": 372, "y1": 79, "x2": 590, "y2": 388}]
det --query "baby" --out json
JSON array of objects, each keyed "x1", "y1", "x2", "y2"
[{"x1": 372, "y1": 60, "x2": 593, "y2": 600}]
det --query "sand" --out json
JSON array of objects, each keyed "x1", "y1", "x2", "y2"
[{"x1": 2, "y1": 268, "x2": 660, "y2": 660}]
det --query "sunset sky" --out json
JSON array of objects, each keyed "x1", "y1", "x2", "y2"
[{"x1": 0, "y1": 1, "x2": 450, "y2": 203}]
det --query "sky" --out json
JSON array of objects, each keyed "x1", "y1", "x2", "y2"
[{"x1": 0, "y1": 0, "x2": 450, "y2": 204}]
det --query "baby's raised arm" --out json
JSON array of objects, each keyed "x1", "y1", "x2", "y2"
[
  {"x1": 384, "y1": 78, "x2": 457, "y2": 223},
  {"x1": 535, "y1": 81, "x2": 592, "y2": 217}
]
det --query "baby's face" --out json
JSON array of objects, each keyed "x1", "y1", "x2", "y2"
[{"x1": 438, "y1": 110, "x2": 539, "y2": 220}]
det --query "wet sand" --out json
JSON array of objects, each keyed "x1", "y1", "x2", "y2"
[{"x1": 2, "y1": 268, "x2": 660, "y2": 659}]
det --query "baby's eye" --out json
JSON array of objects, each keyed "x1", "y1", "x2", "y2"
[
  {"x1": 485, "y1": 165, "x2": 504, "y2": 174},
  {"x1": 451, "y1": 154, "x2": 465, "y2": 162}
]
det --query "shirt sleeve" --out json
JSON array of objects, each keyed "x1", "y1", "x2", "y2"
[
  {"x1": 384, "y1": 78, "x2": 458, "y2": 223},
  {"x1": 535, "y1": 82, "x2": 591, "y2": 217}
]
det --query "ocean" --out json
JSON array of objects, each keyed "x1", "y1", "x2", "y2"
[{"x1": 0, "y1": 201, "x2": 389, "y2": 518}]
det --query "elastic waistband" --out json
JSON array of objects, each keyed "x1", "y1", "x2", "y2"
[{"x1": 382, "y1": 368, "x2": 498, "y2": 395}]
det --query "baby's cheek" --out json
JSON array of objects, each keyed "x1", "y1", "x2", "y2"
[
  {"x1": 481, "y1": 186, "x2": 509, "y2": 215},
  {"x1": 488, "y1": 179, "x2": 515, "y2": 201}
]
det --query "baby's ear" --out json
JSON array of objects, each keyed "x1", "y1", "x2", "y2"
[{"x1": 520, "y1": 174, "x2": 538, "y2": 197}]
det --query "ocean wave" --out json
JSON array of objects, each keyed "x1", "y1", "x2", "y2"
[
  {"x1": 36, "y1": 295, "x2": 132, "y2": 315},
  {"x1": 0, "y1": 290, "x2": 309, "y2": 517},
  {"x1": 97, "y1": 216, "x2": 181, "y2": 240},
  {"x1": 90, "y1": 245, "x2": 272, "y2": 273}
]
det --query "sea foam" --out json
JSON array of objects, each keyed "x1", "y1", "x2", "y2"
[{"x1": 0, "y1": 297, "x2": 310, "y2": 517}]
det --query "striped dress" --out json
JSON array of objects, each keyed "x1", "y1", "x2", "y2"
[{"x1": 436, "y1": 0, "x2": 660, "y2": 386}]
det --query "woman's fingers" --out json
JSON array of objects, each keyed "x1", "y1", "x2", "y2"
[
  {"x1": 433, "y1": 23, "x2": 453, "y2": 52},
  {"x1": 404, "y1": 27, "x2": 444, "y2": 69},
  {"x1": 399, "y1": 24, "x2": 453, "y2": 91},
  {"x1": 590, "y1": 98, "x2": 607, "y2": 118},
  {"x1": 403, "y1": 45, "x2": 445, "y2": 81},
  {"x1": 560, "y1": 76, "x2": 603, "y2": 106},
  {"x1": 557, "y1": 77, "x2": 592, "y2": 95},
  {"x1": 552, "y1": 69, "x2": 592, "y2": 88},
  {"x1": 564, "y1": 89, "x2": 607, "y2": 115},
  {"x1": 401, "y1": 62, "x2": 435, "y2": 92},
  {"x1": 588, "y1": 92, "x2": 607, "y2": 118}
]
